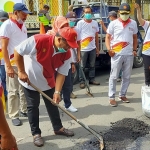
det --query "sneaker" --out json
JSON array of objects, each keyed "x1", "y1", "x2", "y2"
[
  {"x1": 109, "y1": 99, "x2": 117, "y2": 107},
  {"x1": 12, "y1": 118, "x2": 22, "y2": 126},
  {"x1": 117, "y1": 78, "x2": 122, "y2": 82},
  {"x1": 20, "y1": 111, "x2": 28, "y2": 117},
  {"x1": 70, "y1": 92, "x2": 77, "y2": 99},
  {"x1": 66, "y1": 105, "x2": 78, "y2": 112},
  {"x1": 89, "y1": 80, "x2": 100, "y2": 85},
  {"x1": 118, "y1": 97, "x2": 130, "y2": 103},
  {"x1": 80, "y1": 83, "x2": 85, "y2": 89}
]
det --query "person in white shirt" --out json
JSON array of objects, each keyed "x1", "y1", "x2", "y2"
[
  {"x1": 0, "y1": 3, "x2": 31, "y2": 126},
  {"x1": 76, "y1": 5, "x2": 100, "y2": 89},
  {"x1": 135, "y1": 3, "x2": 150, "y2": 86},
  {"x1": 105, "y1": 3, "x2": 138, "y2": 107},
  {"x1": 0, "y1": 11, "x2": 9, "y2": 101}
]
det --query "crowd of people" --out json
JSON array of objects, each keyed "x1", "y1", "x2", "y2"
[{"x1": 0, "y1": 2, "x2": 150, "y2": 149}]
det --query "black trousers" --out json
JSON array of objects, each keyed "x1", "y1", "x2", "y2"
[
  {"x1": 142, "y1": 54, "x2": 150, "y2": 86},
  {"x1": 23, "y1": 87, "x2": 63, "y2": 136}
]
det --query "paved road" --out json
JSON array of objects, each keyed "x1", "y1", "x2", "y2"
[{"x1": 6, "y1": 67, "x2": 150, "y2": 150}]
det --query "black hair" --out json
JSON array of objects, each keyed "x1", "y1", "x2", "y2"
[
  {"x1": 55, "y1": 32, "x2": 66, "y2": 41},
  {"x1": 83, "y1": 5, "x2": 92, "y2": 12},
  {"x1": 43, "y1": 4, "x2": 49, "y2": 9}
]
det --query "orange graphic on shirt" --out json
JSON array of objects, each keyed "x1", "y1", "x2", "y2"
[
  {"x1": 81, "y1": 37, "x2": 94, "y2": 49},
  {"x1": 143, "y1": 41, "x2": 150, "y2": 51},
  {"x1": 0, "y1": 49, "x2": 3, "y2": 59},
  {"x1": 10, "y1": 54, "x2": 15, "y2": 65},
  {"x1": 112, "y1": 42, "x2": 129, "y2": 53}
]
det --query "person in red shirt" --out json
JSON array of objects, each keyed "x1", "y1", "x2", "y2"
[{"x1": 14, "y1": 27, "x2": 78, "y2": 147}]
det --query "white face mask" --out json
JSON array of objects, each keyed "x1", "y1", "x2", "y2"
[
  {"x1": 120, "y1": 14, "x2": 130, "y2": 21},
  {"x1": 17, "y1": 18, "x2": 24, "y2": 24}
]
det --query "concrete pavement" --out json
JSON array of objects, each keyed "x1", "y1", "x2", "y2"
[{"x1": 6, "y1": 67, "x2": 150, "y2": 150}]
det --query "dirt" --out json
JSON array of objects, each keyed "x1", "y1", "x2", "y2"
[{"x1": 77, "y1": 118, "x2": 150, "y2": 150}]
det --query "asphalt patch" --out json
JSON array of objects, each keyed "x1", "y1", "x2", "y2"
[{"x1": 78, "y1": 118, "x2": 150, "y2": 150}]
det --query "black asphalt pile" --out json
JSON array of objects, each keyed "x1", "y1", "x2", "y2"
[{"x1": 79, "y1": 118, "x2": 150, "y2": 150}]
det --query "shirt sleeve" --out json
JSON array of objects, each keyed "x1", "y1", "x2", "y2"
[
  {"x1": 70, "y1": 48, "x2": 77, "y2": 63},
  {"x1": 106, "y1": 22, "x2": 114, "y2": 35},
  {"x1": 0, "y1": 21, "x2": 12, "y2": 39},
  {"x1": 142, "y1": 21, "x2": 149, "y2": 32},
  {"x1": 57, "y1": 57, "x2": 71, "y2": 76},
  {"x1": 74, "y1": 27, "x2": 81, "y2": 41},
  {"x1": 45, "y1": 13, "x2": 51, "y2": 21},
  {"x1": 15, "y1": 36, "x2": 36, "y2": 56},
  {"x1": 76, "y1": 20, "x2": 82, "y2": 35}
]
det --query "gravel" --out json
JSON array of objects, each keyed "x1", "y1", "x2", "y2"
[{"x1": 77, "y1": 118, "x2": 150, "y2": 150}]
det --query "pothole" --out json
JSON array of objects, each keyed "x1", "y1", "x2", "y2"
[{"x1": 77, "y1": 118, "x2": 150, "y2": 150}]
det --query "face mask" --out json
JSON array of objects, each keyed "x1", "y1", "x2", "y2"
[
  {"x1": 17, "y1": 18, "x2": 24, "y2": 24},
  {"x1": 0, "y1": 22, "x2": 3, "y2": 26},
  {"x1": 69, "y1": 21, "x2": 76, "y2": 27},
  {"x1": 84, "y1": 13, "x2": 92, "y2": 20},
  {"x1": 58, "y1": 48, "x2": 66, "y2": 53},
  {"x1": 120, "y1": 14, "x2": 130, "y2": 21},
  {"x1": 109, "y1": 19, "x2": 112, "y2": 22}
]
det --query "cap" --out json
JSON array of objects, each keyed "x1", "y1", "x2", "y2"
[
  {"x1": 13, "y1": 3, "x2": 32, "y2": 14},
  {"x1": 58, "y1": 27, "x2": 78, "y2": 48},
  {"x1": 108, "y1": 11, "x2": 117, "y2": 18},
  {"x1": 0, "y1": 11, "x2": 9, "y2": 20},
  {"x1": 66, "y1": 11, "x2": 77, "y2": 19},
  {"x1": 119, "y1": 3, "x2": 130, "y2": 14}
]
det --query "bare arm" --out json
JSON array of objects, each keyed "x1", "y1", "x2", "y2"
[
  {"x1": 1, "y1": 38, "x2": 11, "y2": 68},
  {"x1": 0, "y1": 98, "x2": 18, "y2": 150},
  {"x1": 55, "y1": 72, "x2": 65, "y2": 92},
  {"x1": 99, "y1": 20, "x2": 107, "y2": 33},
  {"x1": 1, "y1": 38, "x2": 15, "y2": 78},
  {"x1": 135, "y1": 3, "x2": 145, "y2": 26},
  {"x1": 105, "y1": 33, "x2": 111, "y2": 50},
  {"x1": 133, "y1": 34, "x2": 138, "y2": 50},
  {"x1": 14, "y1": 50, "x2": 29, "y2": 84},
  {"x1": 77, "y1": 41, "x2": 81, "y2": 62}
]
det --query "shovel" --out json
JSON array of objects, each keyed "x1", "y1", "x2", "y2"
[
  {"x1": 73, "y1": 49, "x2": 94, "y2": 97},
  {"x1": 15, "y1": 73, "x2": 104, "y2": 149}
]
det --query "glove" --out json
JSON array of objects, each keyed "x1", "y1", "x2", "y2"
[{"x1": 108, "y1": 50, "x2": 115, "y2": 57}]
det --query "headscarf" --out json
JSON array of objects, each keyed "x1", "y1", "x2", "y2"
[{"x1": 47, "y1": 16, "x2": 69, "y2": 35}]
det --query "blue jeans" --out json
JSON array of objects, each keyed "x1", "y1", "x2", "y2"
[
  {"x1": 79, "y1": 49, "x2": 96, "y2": 83},
  {"x1": 0, "y1": 65, "x2": 7, "y2": 96},
  {"x1": 62, "y1": 68, "x2": 72, "y2": 108}
]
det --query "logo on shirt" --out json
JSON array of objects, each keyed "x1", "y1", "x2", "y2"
[
  {"x1": 112, "y1": 42, "x2": 129, "y2": 53},
  {"x1": 143, "y1": 41, "x2": 150, "y2": 51},
  {"x1": 129, "y1": 27, "x2": 134, "y2": 32},
  {"x1": 81, "y1": 37, "x2": 94, "y2": 49},
  {"x1": 43, "y1": 48, "x2": 46, "y2": 52}
]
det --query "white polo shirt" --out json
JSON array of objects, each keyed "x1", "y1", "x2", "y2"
[
  {"x1": 142, "y1": 21, "x2": 150, "y2": 56},
  {"x1": 76, "y1": 19, "x2": 99, "y2": 51},
  {"x1": 15, "y1": 34, "x2": 71, "y2": 91},
  {"x1": 0, "y1": 19, "x2": 27, "y2": 66},
  {"x1": 107, "y1": 18, "x2": 138, "y2": 55}
]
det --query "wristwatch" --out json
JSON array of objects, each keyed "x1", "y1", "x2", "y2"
[{"x1": 54, "y1": 91, "x2": 61, "y2": 94}]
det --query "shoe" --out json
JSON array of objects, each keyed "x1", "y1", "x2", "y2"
[
  {"x1": 33, "y1": 134, "x2": 44, "y2": 147},
  {"x1": 12, "y1": 118, "x2": 22, "y2": 126},
  {"x1": 89, "y1": 80, "x2": 100, "y2": 85},
  {"x1": 70, "y1": 92, "x2": 77, "y2": 99},
  {"x1": 66, "y1": 104, "x2": 78, "y2": 112},
  {"x1": 118, "y1": 97, "x2": 130, "y2": 103},
  {"x1": 117, "y1": 78, "x2": 122, "y2": 82},
  {"x1": 109, "y1": 99, "x2": 117, "y2": 107},
  {"x1": 80, "y1": 83, "x2": 85, "y2": 89},
  {"x1": 20, "y1": 111, "x2": 28, "y2": 117},
  {"x1": 54, "y1": 128, "x2": 74, "y2": 137}
]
